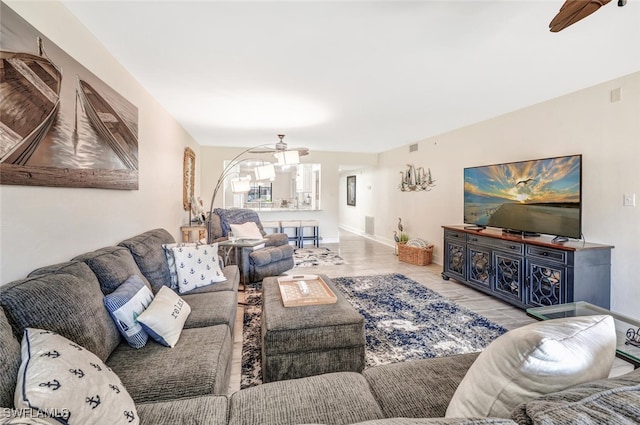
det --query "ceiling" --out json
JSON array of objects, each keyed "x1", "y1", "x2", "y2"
[{"x1": 62, "y1": 1, "x2": 640, "y2": 154}]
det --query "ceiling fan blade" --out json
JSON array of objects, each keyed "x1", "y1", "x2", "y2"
[{"x1": 550, "y1": 0, "x2": 611, "y2": 32}]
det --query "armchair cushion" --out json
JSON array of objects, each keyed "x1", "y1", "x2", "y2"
[
  {"x1": 265, "y1": 233, "x2": 289, "y2": 247},
  {"x1": 250, "y1": 245, "x2": 294, "y2": 267}
]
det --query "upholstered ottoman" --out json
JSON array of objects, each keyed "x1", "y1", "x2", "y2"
[{"x1": 261, "y1": 275, "x2": 365, "y2": 383}]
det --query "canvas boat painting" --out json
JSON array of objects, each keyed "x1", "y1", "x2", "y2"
[
  {"x1": 0, "y1": 3, "x2": 139, "y2": 190},
  {"x1": 0, "y1": 37, "x2": 62, "y2": 166}
]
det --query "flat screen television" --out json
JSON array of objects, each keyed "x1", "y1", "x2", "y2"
[{"x1": 463, "y1": 154, "x2": 582, "y2": 239}]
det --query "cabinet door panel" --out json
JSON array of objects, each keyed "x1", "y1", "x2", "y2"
[
  {"x1": 528, "y1": 262, "x2": 566, "y2": 307},
  {"x1": 445, "y1": 241, "x2": 466, "y2": 280},
  {"x1": 468, "y1": 245, "x2": 491, "y2": 288},
  {"x1": 493, "y1": 253, "x2": 524, "y2": 302}
]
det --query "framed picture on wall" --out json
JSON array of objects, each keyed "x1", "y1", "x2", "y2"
[
  {"x1": 347, "y1": 175, "x2": 356, "y2": 206},
  {"x1": 0, "y1": 4, "x2": 139, "y2": 190}
]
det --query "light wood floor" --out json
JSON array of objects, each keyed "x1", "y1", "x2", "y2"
[{"x1": 227, "y1": 230, "x2": 632, "y2": 393}]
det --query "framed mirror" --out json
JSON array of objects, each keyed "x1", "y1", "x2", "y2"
[{"x1": 183, "y1": 147, "x2": 195, "y2": 211}]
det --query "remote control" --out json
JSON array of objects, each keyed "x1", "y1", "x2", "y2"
[{"x1": 297, "y1": 280, "x2": 310, "y2": 296}]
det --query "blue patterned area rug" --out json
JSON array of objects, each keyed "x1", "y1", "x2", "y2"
[{"x1": 241, "y1": 273, "x2": 506, "y2": 389}]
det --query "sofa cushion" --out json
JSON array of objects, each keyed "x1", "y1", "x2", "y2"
[
  {"x1": 228, "y1": 372, "x2": 385, "y2": 425},
  {"x1": 172, "y1": 244, "x2": 227, "y2": 293},
  {"x1": 74, "y1": 246, "x2": 152, "y2": 295},
  {"x1": 342, "y1": 419, "x2": 517, "y2": 425},
  {"x1": 363, "y1": 352, "x2": 481, "y2": 419},
  {"x1": 214, "y1": 208, "x2": 266, "y2": 237},
  {"x1": 137, "y1": 286, "x2": 191, "y2": 348},
  {"x1": 28, "y1": 260, "x2": 100, "y2": 282},
  {"x1": 137, "y1": 395, "x2": 229, "y2": 425},
  {"x1": 0, "y1": 413, "x2": 59, "y2": 424},
  {"x1": 118, "y1": 229, "x2": 175, "y2": 293},
  {"x1": 511, "y1": 367, "x2": 640, "y2": 425},
  {"x1": 0, "y1": 266, "x2": 121, "y2": 362},
  {"x1": 103, "y1": 275, "x2": 154, "y2": 349},
  {"x1": 0, "y1": 308, "x2": 21, "y2": 408},
  {"x1": 446, "y1": 315, "x2": 617, "y2": 419},
  {"x1": 181, "y1": 290, "x2": 238, "y2": 334},
  {"x1": 180, "y1": 265, "x2": 240, "y2": 294},
  {"x1": 15, "y1": 328, "x2": 138, "y2": 425},
  {"x1": 106, "y1": 325, "x2": 232, "y2": 403}
]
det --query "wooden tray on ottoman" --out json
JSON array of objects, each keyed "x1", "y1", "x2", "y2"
[
  {"x1": 277, "y1": 274, "x2": 338, "y2": 307},
  {"x1": 397, "y1": 242, "x2": 434, "y2": 266}
]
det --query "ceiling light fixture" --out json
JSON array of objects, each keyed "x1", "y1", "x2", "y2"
[
  {"x1": 549, "y1": 0, "x2": 625, "y2": 32},
  {"x1": 206, "y1": 134, "x2": 308, "y2": 243}
]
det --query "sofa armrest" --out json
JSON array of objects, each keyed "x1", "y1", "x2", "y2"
[
  {"x1": 362, "y1": 352, "x2": 480, "y2": 419},
  {"x1": 137, "y1": 395, "x2": 228, "y2": 425}
]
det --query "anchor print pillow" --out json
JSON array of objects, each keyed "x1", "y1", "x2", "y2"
[
  {"x1": 162, "y1": 242, "x2": 197, "y2": 290},
  {"x1": 171, "y1": 244, "x2": 226, "y2": 294},
  {"x1": 15, "y1": 328, "x2": 138, "y2": 425}
]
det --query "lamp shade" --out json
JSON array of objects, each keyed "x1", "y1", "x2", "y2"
[
  {"x1": 274, "y1": 150, "x2": 300, "y2": 165},
  {"x1": 254, "y1": 163, "x2": 276, "y2": 180},
  {"x1": 230, "y1": 176, "x2": 251, "y2": 193}
]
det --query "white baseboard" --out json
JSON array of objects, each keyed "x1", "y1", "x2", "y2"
[{"x1": 338, "y1": 225, "x2": 396, "y2": 248}]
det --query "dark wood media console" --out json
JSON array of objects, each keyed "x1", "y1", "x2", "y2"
[{"x1": 441, "y1": 225, "x2": 613, "y2": 310}]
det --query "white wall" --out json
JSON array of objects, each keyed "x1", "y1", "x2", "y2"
[
  {"x1": 373, "y1": 72, "x2": 640, "y2": 318},
  {"x1": 0, "y1": 1, "x2": 200, "y2": 283},
  {"x1": 338, "y1": 167, "x2": 378, "y2": 236}
]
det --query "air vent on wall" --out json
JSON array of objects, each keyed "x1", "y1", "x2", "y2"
[{"x1": 409, "y1": 144, "x2": 418, "y2": 152}]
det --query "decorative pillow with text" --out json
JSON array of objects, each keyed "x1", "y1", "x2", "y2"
[{"x1": 137, "y1": 286, "x2": 191, "y2": 347}]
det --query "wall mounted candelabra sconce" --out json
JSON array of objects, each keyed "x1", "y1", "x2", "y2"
[{"x1": 399, "y1": 164, "x2": 436, "y2": 192}]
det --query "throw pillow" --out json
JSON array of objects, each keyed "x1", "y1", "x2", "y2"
[
  {"x1": 137, "y1": 286, "x2": 191, "y2": 347},
  {"x1": 445, "y1": 315, "x2": 616, "y2": 418},
  {"x1": 103, "y1": 275, "x2": 154, "y2": 349},
  {"x1": 162, "y1": 242, "x2": 197, "y2": 290},
  {"x1": 172, "y1": 244, "x2": 226, "y2": 294},
  {"x1": 15, "y1": 328, "x2": 139, "y2": 425},
  {"x1": 229, "y1": 221, "x2": 264, "y2": 240},
  {"x1": 214, "y1": 208, "x2": 265, "y2": 237}
]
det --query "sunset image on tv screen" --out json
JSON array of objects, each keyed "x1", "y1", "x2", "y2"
[{"x1": 464, "y1": 155, "x2": 581, "y2": 238}]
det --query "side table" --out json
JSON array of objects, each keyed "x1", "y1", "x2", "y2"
[
  {"x1": 527, "y1": 301, "x2": 640, "y2": 369},
  {"x1": 180, "y1": 224, "x2": 207, "y2": 243},
  {"x1": 218, "y1": 238, "x2": 267, "y2": 284}
]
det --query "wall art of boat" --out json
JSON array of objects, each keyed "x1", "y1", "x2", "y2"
[
  {"x1": 0, "y1": 37, "x2": 62, "y2": 166},
  {"x1": 76, "y1": 78, "x2": 138, "y2": 170}
]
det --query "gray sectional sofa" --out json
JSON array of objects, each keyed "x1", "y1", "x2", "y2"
[{"x1": 2, "y1": 228, "x2": 640, "y2": 425}]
